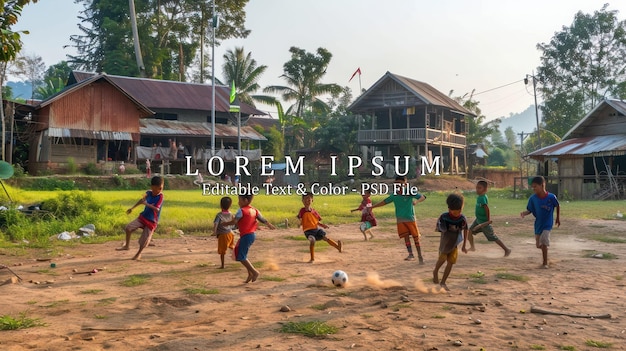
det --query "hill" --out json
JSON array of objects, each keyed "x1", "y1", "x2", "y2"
[
  {"x1": 5, "y1": 80, "x2": 33, "y2": 100},
  {"x1": 496, "y1": 104, "x2": 541, "y2": 134}
]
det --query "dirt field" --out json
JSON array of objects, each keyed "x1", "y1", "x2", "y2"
[{"x1": 1, "y1": 216, "x2": 625, "y2": 351}]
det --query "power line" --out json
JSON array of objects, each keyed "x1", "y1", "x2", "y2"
[{"x1": 472, "y1": 79, "x2": 525, "y2": 97}]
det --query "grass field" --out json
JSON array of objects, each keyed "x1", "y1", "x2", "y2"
[{"x1": 1, "y1": 184, "x2": 625, "y2": 247}]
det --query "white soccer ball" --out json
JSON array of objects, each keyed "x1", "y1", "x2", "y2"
[{"x1": 331, "y1": 270, "x2": 348, "y2": 287}]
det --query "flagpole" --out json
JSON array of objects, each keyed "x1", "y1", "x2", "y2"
[{"x1": 358, "y1": 73, "x2": 362, "y2": 93}]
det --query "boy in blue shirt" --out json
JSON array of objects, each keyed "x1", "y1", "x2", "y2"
[
  {"x1": 433, "y1": 193, "x2": 468, "y2": 292},
  {"x1": 116, "y1": 176, "x2": 164, "y2": 260},
  {"x1": 521, "y1": 176, "x2": 560, "y2": 269}
]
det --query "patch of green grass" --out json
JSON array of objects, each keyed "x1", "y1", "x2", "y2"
[
  {"x1": 151, "y1": 259, "x2": 184, "y2": 265},
  {"x1": 530, "y1": 345, "x2": 545, "y2": 350},
  {"x1": 442, "y1": 305, "x2": 452, "y2": 311},
  {"x1": 252, "y1": 261, "x2": 264, "y2": 269},
  {"x1": 43, "y1": 299, "x2": 69, "y2": 308},
  {"x1": 0, "y1": 312, "x2": 46, "y2": 330},
  {"x1": 469, "y1": 271, "x2": 487, "y2": 284},
  {"x1": 310, "y1": 304, "x2": 327, "y2": 310},
  {"x1": 26, "y1": 301, "x2": 37, "y2": 305},
  {"x1": 278, "y1": 321, "x2": 338, "y2": 337},
  {"x1": 184, "y1": 288, "x2": 219, "y2": 295},
  {"x1": 560, "y1": 346, "x2": 576, "y2": 351},
  {"x1": 261, "y1": 276, "x2": 285, "y2": 282},
  {"x1": 285, "y1": 235, "x2": 308, "y2": 241},
  {"x1": 80, "y1": 289, "x2": 103, "y2": 294},
  {"x1": 196, "y1": 263, "x2": 209, "y2": 267},
  {"x1": 584, "y1": 251, "x2": 617, "y2": 260},
  {"x1": 591, "y1": 235, "x2": 626, "y2": 244},
  {"x1": 35, "y1": 269, "x2": 58, "y2": 276},
  {"x1": 392, "y1": 303, "x2": 412, "y2": 311},
  {"x1": 94, "y1": 314, "x2": 107, "y2": 319},
  {"x1": 585, "y1": 340, "x2": 612, "y2": 348},
  {"x1": 361, "y1": 314, "x2": 373, "y2": 319},
  {"x1": 431, "y1": 314, "x2": 446, "y2": 319},
  {"x1": 120, "y1": 274, "x2": 151, "y2": 287},
  {"x1": 96, "y1": 297, "x2": 117, "y2": 306},
  {"x1": 496, "y1": 272, "x2": 529, "y2": 282},
  {"x1": 615, "y1": 275, "x2": 623, "y2": 281}
]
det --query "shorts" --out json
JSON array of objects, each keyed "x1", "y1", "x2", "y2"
[
  {"x1": 360, "y1": 221, "x2": 373, "y2": 232},
  {"x1": 535, "y1": 230, "x2": 550, "y2": 247},
  {"x1": 304, "y1": 229, "x2": 326, "y2": 241},
  {"x1": 397, "y1": 221, "x2": 420, "y2": 239},
  {"x1": 470, "y1": 220, "x2": 499, "y2": 241},
  {"x1": 217, "y1": 231, "x2": 235, "y2": 255},
  {"x1": 438, "y1": 247, "x2": 458, "y2": 264},
  {"x1": 234, "y1": 233, "x2": 256, "y2": 261},
  {"x1": 125, "y1": 218, "x2": 155, "y2": 248}
]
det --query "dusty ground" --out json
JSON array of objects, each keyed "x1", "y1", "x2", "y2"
[{"x1": 1, "y1": 216, "x2": 625, "y2": 351}]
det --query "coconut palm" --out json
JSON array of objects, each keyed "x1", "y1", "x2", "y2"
[
  {"x1": 221, "y1": 47, "x2": 267, "y2": 107},
  {"x1": 263, "y1": 46, "x2": 342, "y2": 117}
]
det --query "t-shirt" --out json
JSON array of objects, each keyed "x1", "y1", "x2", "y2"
[
  {"x1": 213, "y1": 211, "x2": 233, "y2": 235},
  {"x1": 526, "y1": 192, "x2": 559, "y2": 234},
  {"x1": 298, "y1": 207, "x2": 322, "y2": 232},
  {"x1": 235, "y1": 205, "x2": 266, "y2": 236},
  {"x1": 357, "y1": 198, "x2": 377, "y2": 225},
  {"x1": 138, "y1": 191, "x2": 164, "y2": 230},
  {"x1": 436, "y1": 212, "x2": 467, "y2": 254},
  {"x1": 475, "y1": 194, "x2": 489, "y2": 223},
  {"x1": 383, "y1": 193, "x2": 424, "y2": 223}
]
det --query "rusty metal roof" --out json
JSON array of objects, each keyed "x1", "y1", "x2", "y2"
[
  {"x1": 48, "y1": 127, "x2": 138, "y2": 141},
  {"x1": 69, "y1": 71, "x2": 266, "y2": 116},
  {"x1": 528, "y1": 134, "x2": 626, "y2": 159},
  {"x1": 349, "y1": 71, "x2": 475, "y2": 116},
  {"x1": 139, "y1": 119, "x2": 267, "y2": 141}
]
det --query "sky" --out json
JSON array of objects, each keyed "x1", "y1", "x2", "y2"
[{"x1": 13, "y1": 0, "x2": 626, "y2": 121}]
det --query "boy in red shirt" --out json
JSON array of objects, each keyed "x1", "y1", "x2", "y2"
[
  {"x1": 351, "y1": 188, "x2": 377, "y2": 240},
  {"x1": 224, "y1": 193, "x2": 275, "y2": 283},
  {"x1": 298, "y1": 192, "x2": 343, "y2": 263}
]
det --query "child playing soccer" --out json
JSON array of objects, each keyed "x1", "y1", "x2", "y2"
[
  {"x1": 468, "y1": 180, "x2": 511, "y2": 256},
  {"x1": 433, "y1": 193, "x2": 468, "y2": 292},
  {"x1": 213, "y1": 196, "x2": 235, "y2": 269},
  {"x1": 350, "y1": 188, "x2": 377, "y2": 240},
  {"x1": 521, "y1": 176, "x2": 560, "y2": 269},
  {"x1": 116, "y1": 176, "x2": 164, "y2": 260},
  {"x1": 223, "y1": 193, "x2": 275, "y2": 282},
  {"x1": 372, "y1": 175, "x2": 426, "y2": 263},
  {"x1": 298, "y1": 192, "x2": 343, "y2": 263}
]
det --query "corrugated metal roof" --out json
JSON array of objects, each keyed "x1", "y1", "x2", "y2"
[
  {"x1": 69, "y1": 71, "x2": 266, "y2": 116},
  {"x1": 349, "y1": 71, "x2": 474, "y2": 116},
  {"x1": 48, "y1": 127, "x2": 138, "y2": 141},
  {"x1": 139, "y1": 119, "x2": 267, "y2": 141},
  {"x1": 529, "y1": 134, "x2": 626, "y2": 159}
]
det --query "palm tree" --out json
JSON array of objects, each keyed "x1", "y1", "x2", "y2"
[
  {"x1": 221, "y1": 47, "x2": 267, "y2": 107},
  {"x1": 264, "y1": 47, "x2": 342, "y2": 117}
]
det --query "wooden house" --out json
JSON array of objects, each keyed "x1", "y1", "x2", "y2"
[
  {"x1": 348, "y1": 72, "x2": 474, "y2": 175},
  {"x1": 529, "y1": 99, "x2": 626, "y2": 200},
  {"x1": 29, "y1": 72, "x2": 267, "y2": 174}
]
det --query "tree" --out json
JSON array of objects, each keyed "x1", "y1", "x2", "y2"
[
  {"x1": 537, "y1": 4, "x2": 626, "y2": 137},
  {"x1": 12, "y1": 53, "x2": 45, "y2": 99},
  {"x1": 490, "y1": 129, "x2": 506, "y2": 149},
  {"x1": 70, "y1": 0, "x2": 251, "y2": 80},
  {"x1": 314, "y1": 114, "x2": 359, "y2": 154},
  {"x1": 504, "y1": 126, "x2": 517, "y2": 149},
  {"x1": 264, "y1": 47, "x2": 342, "y2": 117},
  {"x1": 34, "y1": 61, "x2": 74, "y2": 99},
  {"x1": 221, "y1": 47, "x2": 267, "y2": 107},
  {"x1": 487, "y1": 148, "x2": 507, "y2": 167}
]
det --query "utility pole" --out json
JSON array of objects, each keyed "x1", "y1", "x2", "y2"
[
  {"x1": 210, "y1": 0, "x2": 217, "y2": 155},
  {"x1": 525, "y1": 72, "x2": 542, "y2": 175}
]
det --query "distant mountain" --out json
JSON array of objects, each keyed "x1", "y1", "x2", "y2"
[
  {"x1": 496, "y1": 105, "x2": 541, "y2": 134},
  {"x1": 5, "y1": 81, "x2": 33, "y2": 100}
]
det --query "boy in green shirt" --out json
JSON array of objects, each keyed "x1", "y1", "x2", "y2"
[{"x1": 468, "y1": 180, "x2": 511, "y2": 256}]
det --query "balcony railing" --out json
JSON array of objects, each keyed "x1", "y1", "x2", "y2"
[{"x1": 358, "y1": 128, "x2": 466, "y2": 147}]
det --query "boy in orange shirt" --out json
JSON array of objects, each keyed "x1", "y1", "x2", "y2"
[{"x1": 298, "y1": 192, "x2": 343, "y2": 263}]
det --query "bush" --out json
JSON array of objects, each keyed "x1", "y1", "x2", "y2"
[
  {"x1": 41, "y1": 191, "x2": 102, "y2": 219},
  {"x1": 27, "y1": 178, "x2": 77, "y2": 191},
  {"x1": 12, "y1": 164, "x2": 27, "y2": 177},
  {"x1": 83, "y1": 163, "x2": 101, "y2": 175},
  {"x1": 66, "y1": 157, "x2": 78, "y2": 174}
]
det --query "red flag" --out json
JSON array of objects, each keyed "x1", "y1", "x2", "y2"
[{"x1": 349, "y1": 67, "x2": 361, "y2": 82}]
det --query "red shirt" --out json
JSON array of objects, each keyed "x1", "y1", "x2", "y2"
[{"x1": 235, "y1": 205, "x2": 264, "y2": 235}]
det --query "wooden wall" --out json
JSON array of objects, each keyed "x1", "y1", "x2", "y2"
[{"x1": 559, "y1": 158, "x2": 584, "y2": 199}]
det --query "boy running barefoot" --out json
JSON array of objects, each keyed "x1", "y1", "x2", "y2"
[
  {"x1": 213, "y1": 197, "x2": 235, "y2": 269},
  {"x1": 298, "y1": 192, "x2": 343, "y2": 263},
  {"x1": 521, "y1": 176, "x2": 560, "y2": 269},
  {"x1": 350, "y1": 188, "x2": 377, "y2": 240},
  {"x1": 116, "y1": 176, "x2": 164, "y2": 260},
  {"x1": 468, "y1": 180, "x2": 511, "y2": 256},
  {"x1": 433, "y1": 193, "x2": 468, "y2": 292}
]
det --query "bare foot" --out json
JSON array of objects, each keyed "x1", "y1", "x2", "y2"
[
  {"x1": 369, "y1": 235, "x2": 374, "y2": 240},
  {"x1": 469, "y1": 247, "x2": 476, "y2": 252},
  {"x1": 218, "y1": 266, "x2": 224, "y2": 269},
  {"x1": 432, "y1": 270, "x2": 439, "y2": 284},
  {"x1": 337, "y1": 240, "x2": 343, "y2": 253},
  {"x1": 131, "y1": 254, "x2": 141, "y2": 261},
  {"x1": 504, "y1": 248, "x2": 512, "y2": 257},
  {"x1": 251, "y1": 270, "x2": 259, "y2": 282},
  {"x1": 308, "y1": 259, "x2": 315, "y2": 263},
  {"x1": 116, "y1": 246, "x2": 129, "y2": 251},
  {"x1": 440, "y1": 283, "x2": 450, "y2": 292},
  {"x1": 245, "y1": 273, "x2": 253, "y2": 283}
]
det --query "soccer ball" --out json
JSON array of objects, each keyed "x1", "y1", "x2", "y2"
[{"x1": 331, "y1": 270, "x2": 348, "y2": 287}]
